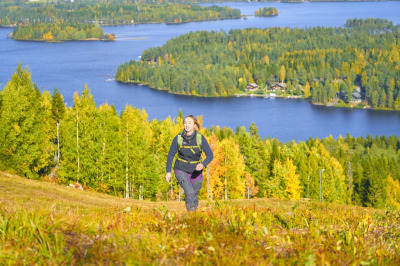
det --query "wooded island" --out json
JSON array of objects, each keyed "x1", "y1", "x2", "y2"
[
  {"x1": 11, "y1": 23, "x2": 115, "y2": 42},
  {"x1": 255, "y1": 7, "x2": 279, "y2": 17}
]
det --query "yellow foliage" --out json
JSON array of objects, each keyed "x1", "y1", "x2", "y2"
[
  {"x1": 205, "y1": 134, "x2": 226, "y2": 200},
  {"x1": 303, "y1": 81, "x2": 311, "y2": 98},
  {"x1": 386, "y1": 175, "x2": 400, "y2": 209},
  {"x1": 262, "y1": 55, "x2": 270, "y2": 65},
  {"x1": 42, "y1": 31, "x2": 54, "y2": 41},
  {"x1": 284, "y1": 158, "x2": 301, "y2": 200},
  {"x1": 221, "y1": 137, "x2": 246, "y2": 199}
]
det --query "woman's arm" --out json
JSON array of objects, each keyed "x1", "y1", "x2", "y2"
[{"x1": 166, "y1": 135, "x2": 178, "y2": 173}]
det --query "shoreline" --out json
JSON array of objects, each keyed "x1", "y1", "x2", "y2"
[
  {"x1": 11, "y1": 37, "x2": 115, "y2": 43},
  {"x1": 0, "y1": 16, "x2": 242, "y2": 30},
  {"x1": 118, "y1": 80, "x2": 399, "y2": 112}
]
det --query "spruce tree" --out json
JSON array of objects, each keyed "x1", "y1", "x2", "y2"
[{"x1": 0, "y1": 65, "x2": 51, "y2": 178}]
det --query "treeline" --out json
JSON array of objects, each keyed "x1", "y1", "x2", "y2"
[
  {"x1": 255, "y1": 7, "x2": 278, "y2": 17},
  {"x1": 1, "y1": 66, "x2": 400, "y2": 209},
  {"x1": 116, "y1": 19, "x2": 400, "y2": 110},
  {"x1": 345, "y1": 18, "x2": 394, "y2": 30},
  {"x1": 11, "y1": 23, "x2": 114, "y2": 41},
  {"x1": 0, "y1": 2, "x2": 241, "y2": 27}
]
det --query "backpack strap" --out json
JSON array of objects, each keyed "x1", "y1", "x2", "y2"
[
  {"x1": 196, "y1": 132, "x2": 203, "y2": 152},
  {"x1": 177, "y1": 132, "x2": 203, "y2": 152},
  {"x1": 177, "y1": 133, "x2": 183, "y2": 151}
]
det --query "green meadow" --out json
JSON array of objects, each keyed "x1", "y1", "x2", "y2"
[{"x1": 1, "y1": 171, "x2": 399, "y2": 265}]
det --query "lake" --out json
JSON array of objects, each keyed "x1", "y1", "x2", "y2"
[{"x1": 1, "y1": 1, "x2": 400, "y2": 142}]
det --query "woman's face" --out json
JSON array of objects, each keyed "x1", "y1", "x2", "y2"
[{"x1": 184, "y1": 117, "x2": 195, "y2": 134}]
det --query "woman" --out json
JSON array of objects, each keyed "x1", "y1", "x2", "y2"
[{"x1": 165, "y1": 115, "x2": 213, "y2": 211}]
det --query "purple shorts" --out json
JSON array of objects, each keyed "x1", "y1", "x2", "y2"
[{"x1": 174, "y1": 170, "x2": 203, "y2": 185}]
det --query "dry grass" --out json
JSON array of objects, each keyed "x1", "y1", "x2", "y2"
[
  {"x1": 0, "y1": 171, "x2": 301, "y2": 213},
  {"x1": 0, "y1": 171, "x2": 187, "y2": 212},
  {"x1": 1, "y1": 171, "x2": 399, "y2": 265}
]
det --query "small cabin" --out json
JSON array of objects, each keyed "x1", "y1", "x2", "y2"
[
  {"x1": 246, "y1": 83, "x2": 258, "y2": 91},
  {"x1": 351, "y1": 91, "x2": 362, "y2": 104},
  {"x1": 269, "y1": 83, "x2": 286, "y2": 91}
]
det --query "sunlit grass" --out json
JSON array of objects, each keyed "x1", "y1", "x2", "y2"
[{"x1": 1, "y1": 172, "x2": 399, "y2": 264}]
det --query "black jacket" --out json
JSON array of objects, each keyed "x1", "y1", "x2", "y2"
[{"x1": 166, "y1": 131, "x2": 213, "y2": 173}]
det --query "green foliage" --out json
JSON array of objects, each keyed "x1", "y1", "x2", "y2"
[
  {"x1": 345, "y1": 18, "x2": 393, "y2": 30},
  {"x1": 11, "y1": 23, "x2": 113, "y2": 42},
  {"x1": 51, "y1": 88, "x2": 65, "y2": 123},
  {"x1": 0, "y1": 65, "x2": 53, "y2": 178},
  {"x1": 1, "y1": 66, "x2": 400, "y2": 208},
  {"x1": 0, "y1": 207, "x2": 74, "y2": 264},
  {"x1": 0, "y1": 1, "x2": 241, "y2": 27},
  {"x1": 254, "y1": 7, "x2": 278, "y2": 17},
  {"x1": 117, "y1": 19, "x2": 400, "y2": 110}
]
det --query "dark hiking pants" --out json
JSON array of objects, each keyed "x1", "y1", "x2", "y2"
[{"x1": 174, "y1": 170, "x2": 203, "y2": 211}]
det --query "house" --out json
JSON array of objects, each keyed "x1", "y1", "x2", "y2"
[
  {"x1": 245, "y1": 83, "x2": 258, "y2": 91},
  {"x1": 269, "y1": 83, "x2": 286, "y2": 92},
  {"x1": 351, "y1": 91, "x2": 363, "y2": 104}
]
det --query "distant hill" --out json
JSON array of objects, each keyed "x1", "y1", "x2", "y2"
[{"x1": 1, "y1": 171, "x2": 399, "y2": 264}]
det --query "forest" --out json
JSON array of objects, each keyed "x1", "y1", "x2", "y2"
[
  {"x1": 116, "y1": 19, "x2": 400, "y2": 110},
  {"x1": 11, "y1": 23, "x2": 115, "y2": 41},
  {"x1": 255, "y1": 7, "x2": 278, "y2": 17},
  {"x1": 0, "y1": 1, "x2": 241, "y2": 27},
  {"x1": 1, "y1": 65, "x2": 400, "y2": 210}
]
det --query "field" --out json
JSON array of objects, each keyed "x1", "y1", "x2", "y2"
[{"x1": 0, "y1": 172, "x2": 399, "y2": 265}]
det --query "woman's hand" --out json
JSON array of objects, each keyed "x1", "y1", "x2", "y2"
[
  {"x1": 195, "y1": 163, "x2": 204, "y2": 171},
  {"x1": 165, "y1": 172, "x2": 171, "y2": 182}
]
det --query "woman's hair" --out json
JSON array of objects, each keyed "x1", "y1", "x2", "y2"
[{"x1": 185, "y1": 115, "x2": 201, "y2": 130}]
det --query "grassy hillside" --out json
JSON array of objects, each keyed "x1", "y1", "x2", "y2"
[{"x1": 1, "y1": 172, "x2": 399, "y2": 264}]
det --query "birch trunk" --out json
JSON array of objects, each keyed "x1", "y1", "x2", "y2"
[
  {"x1": 56, "y1": 121, "x2": 60, "y2": 163},
  {"x1": 125, "y1": 119, "x2": 129, "y2": 199},
  {"x1": 101, "y1": 137, "x2": 106, "y2": 183}
]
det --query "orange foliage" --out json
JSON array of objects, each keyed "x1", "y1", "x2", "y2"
[{"x1": 205, "y1": 134, "x2": 226, "y2": 200}]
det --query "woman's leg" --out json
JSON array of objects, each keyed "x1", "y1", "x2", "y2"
[
  {"x1": 191, "y1": 171, "x2": 203, "y2": 211},
  {"x1": 174, "y1": 170, "x2": 196, "y2": 211}
]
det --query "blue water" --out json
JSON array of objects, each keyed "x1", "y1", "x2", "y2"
[{"x1": 1, "y1": 2, "x2": 400, "y2": 142}]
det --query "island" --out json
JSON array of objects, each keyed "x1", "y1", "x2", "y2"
[
  {"x1": 255, "y1": 7, "x2": 279, "y2": 17},
  {"x1": 116, "y1": 19, "x2": 400, "y2": 111},
  {"x1": 11, "y1": 23, "x2": 115, "y2": 42}
]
